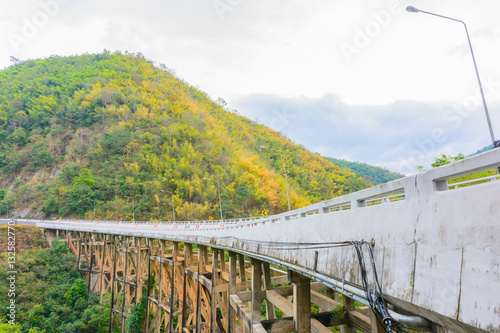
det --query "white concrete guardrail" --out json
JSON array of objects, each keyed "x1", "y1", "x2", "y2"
[{"x1": 3, "y1": 148, "x2": 500, "y2": 332}]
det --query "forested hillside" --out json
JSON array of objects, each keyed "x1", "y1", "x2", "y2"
[
  {"x1": 0, "y1": 53, "x2": 369, "y2": 221},
  {"x1": 326, "y1": 157, "x2": 403, "y2": 185},
  {"x1": 0, "y1": 235, "x2": 109, "y2": 332}
]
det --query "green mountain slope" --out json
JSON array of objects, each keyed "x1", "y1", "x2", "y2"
[
  {"x1": 0, "y1": 52, "x2": 369, "y2": 220},
  {"x1": 471, "y1": 144, "x2": 493, "y2": 156},
  {"x1": 326, "y1": 157, "x2": 403, "y2": 185}
]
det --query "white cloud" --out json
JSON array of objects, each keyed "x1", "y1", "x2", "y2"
[
  {"x1": 233, "y1": 94, "x2": 500, "y2": 174},
  {"x1": 1, "y1": 0, "x2": 499, "y2": 172}
]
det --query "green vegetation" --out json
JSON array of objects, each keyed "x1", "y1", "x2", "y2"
[
  {"x1": 0, "y1": 52, "x2": 370, "y2": 221},
  {"x1": 430, "y1": 153, "x2": 466, "y2": 167},
  {"x1": 420, "y1": 153, "x2": 498, "y2": 187},
  {"x1": 326, "y1": 157, "x2": 403, "y2": 185},
  {"x1": 0, "y1": 238, "x2": 112, "y2": 332}
]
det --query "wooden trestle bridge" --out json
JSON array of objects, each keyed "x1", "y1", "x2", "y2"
[
  {"x1": 4, "y1": 148, "x2": 500, "y2": 333},
  {"x1": 55, "y1": 230, "x2": 365, "y2": 333}
]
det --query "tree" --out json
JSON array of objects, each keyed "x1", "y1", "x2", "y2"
[
  {"x1": 8, "y1": 128, "x2": 28, "y2": 145},
  {"x1": 66, "y1": 184, "x2": 93, "y2": 215},
  {"x1": 71, "y1": 168, "x2": 95, "y2": 188},
  {"x1": 431, "y1": 153, "x2": 465, "y2": 168}
]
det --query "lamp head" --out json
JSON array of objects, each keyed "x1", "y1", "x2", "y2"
[{"x1": 406, "y1": 6, "x2": 419, "y2": 13}]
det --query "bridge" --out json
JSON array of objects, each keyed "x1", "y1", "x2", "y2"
[{"x1": 3, "y1": 148, "x2": 499, "y2": 333}]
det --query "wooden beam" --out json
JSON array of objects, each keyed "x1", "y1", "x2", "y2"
[
  {"x1": 311, "y1": 290, "x2": 342, "y2": 312},
  {"x1": 229, "y1": 294, "x2": 252, "y2": 333},
  {"x1": 215, "y1": 275, "x2": 290, "y2": 293},
  {"x1": 261, "y1": 312, "x2": 347, "y2": 333},
  {"x1": 347, "y1": 310, "x2": 372, "y2": 333}
]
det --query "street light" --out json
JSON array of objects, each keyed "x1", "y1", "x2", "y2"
[
  {"x1": 203, "y1": 178, "x2": 223, "y2": 220},
  {"x1": 124, "y1": 196, "x2": 135, "y2": 221},
  {"x1": 86, "y1": 198, "x2": 96, "y2": 220},
  {"x1": 406, "y1": 5, "x2": 499, "y2": 149},
  {"x1": 260, "y1": 145, "x2": 291, "y2": 211},
  {"x1": 161, "y1": 190, "x2": 175, "y2": 222}
]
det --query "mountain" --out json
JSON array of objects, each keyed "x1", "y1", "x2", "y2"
[
  {"x1": 326, "y1": 157, "x2": 403, "y2": 185},
  {"x1": 0, "y1": 52, "x2": 370, "y2": 221},
  {"x1": 470, "y1": 144, "x2": 493, "y2": 156}
]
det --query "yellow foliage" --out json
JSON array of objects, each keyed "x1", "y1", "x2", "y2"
[
  {"x1": 124, "y1": 162, "x2": 140, "y2": 175},
  {"x1": 58, "y1": 186, "x2": 67, "y2": 195},
  {"x1": 119, "y1": 121, "x2": 133, "y2": 131},
  {"x1": 135, "y1": 105, "x2": 150, "y2": 119}
]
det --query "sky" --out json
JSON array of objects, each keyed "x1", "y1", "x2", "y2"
[{"x1": 1, "y1": 0, "x2": 500, "y2": 174}]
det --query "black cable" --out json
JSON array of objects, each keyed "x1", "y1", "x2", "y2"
[{"x1": 351, "y1": 240, "x2": 406, "y2": 333}]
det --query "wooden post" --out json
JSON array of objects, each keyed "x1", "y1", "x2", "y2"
[
  {"x1": 219, "y1": 249, "x2": 226, "y2": 272},
  {"x1": 108, "y1": 236, "x2": 117, "y2": 333},
  {"x1": 228, "y1": 252, "x2": 237, "y2": 333},
  {"x1": 343, "y1": 296, "x2": 357, "y2": 333},
  {"x1": 77, "y1": 232, "x2": 82, "y2": 273},
  {"x1": 99, "y1": 234, "x2": 107, "y2": 303},
  {"x1": 169, "y1": 242, "x2": 178, "y2": 333},
  {"x1": 121, "y1": 237, "x2": 129, "y2": 333},
  {"x1": 88, "y1": 234, "x2": 94, "y2": 298},
  {"x1": 196, "y1": 246, "x2": 202, "y2": 333},
  {"x1": 238, "y1": 254, "x2": 246, "y2": 288},
  {"x1": 291, "y1": 271, "x2": 311, "y2": 333},
  {"x1": 370, "y1": 310, "x2": 386, "y2": 333},
  {"x1": 136, "y1": 237, "x2": 141, "y2": 303},
  {"x1": 262, "y1": 262, "x2": 276, "y2": 320},
  {"x1": 251, "y1": 258, "x2": 262, "y2": 326},
  {"x1": 181, "y1": 254, "x2": 188, "y2": 331},
  {"x1": 145, "y1": 239, "x2": 152, "y2": 333},
  {"x1": 186, "y1": 243, "x2": 194, "y2": 267},
  {"x1": 211, "y1": 248, "x2": 218, "y2": 333},
  {"x1": 156, "y1": 240, "x2": 165, "y2": 332}
]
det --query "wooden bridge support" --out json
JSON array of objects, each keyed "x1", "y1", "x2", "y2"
[{"x1": 54, "y1": 230, "x2": 388, "y2": 333}]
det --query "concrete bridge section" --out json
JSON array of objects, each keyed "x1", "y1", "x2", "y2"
[{"x1": 4, "y1": 148, "x2": 500, "y2": 333}]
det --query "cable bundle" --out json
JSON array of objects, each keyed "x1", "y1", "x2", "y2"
[{"x1": 351, "y1": 240, "x2": 406, "y2": 333}]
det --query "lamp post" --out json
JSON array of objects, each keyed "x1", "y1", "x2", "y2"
[
  {"x1": 87, "y1": 198, "x2": 96, "y2": 220},
  {"x1": 124, "y1": 196, "x2": 135, "y2": 221},
  {"x1": 161, "y1": 190, "x2": 175, "y2": 222},
  {"x1": 260, "y1": 145, "x2": 291, "y2": 211},
  {"x1": 406, "y1": 5, "x2": 498, "y2": 149},
  {"x1": 203, "y1": 178, "x2": 223, "y2": 220}
]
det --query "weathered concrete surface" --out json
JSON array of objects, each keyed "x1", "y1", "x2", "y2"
[{"x1": 10, "y1": 148, "x2": 500, "y2": 332}]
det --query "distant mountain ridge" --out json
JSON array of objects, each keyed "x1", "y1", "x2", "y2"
[
  {"x1": 470, "y1": 144, "x2": 493, "y2": 156},
  {"x1": 326, "y1": 157, "x2": 403, "y2": 185}
]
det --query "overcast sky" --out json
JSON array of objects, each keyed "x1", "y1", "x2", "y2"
[{"x1": 2, "y1": 0, "x2": 500, "y2": 174}]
